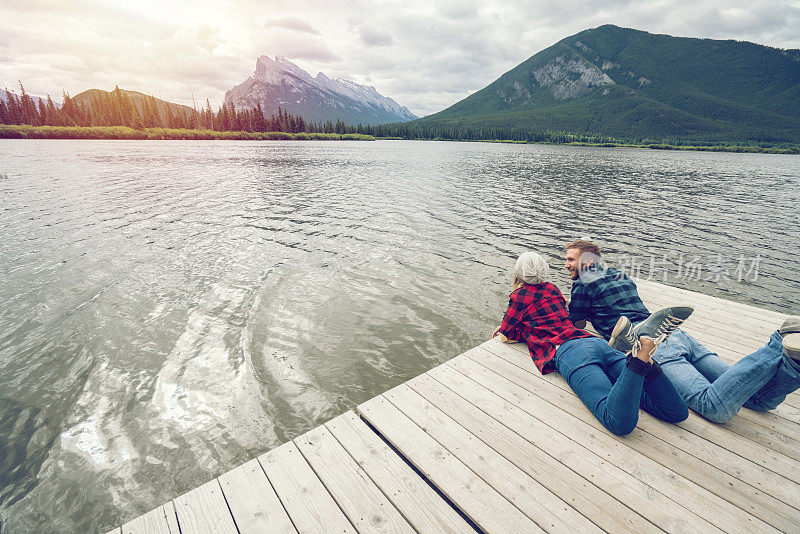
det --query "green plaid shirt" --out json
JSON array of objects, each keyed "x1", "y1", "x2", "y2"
[{"x1": 568, "y1": 266, "x2": 650, "y2": 339}]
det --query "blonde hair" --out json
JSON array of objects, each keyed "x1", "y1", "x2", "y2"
[{"x1": 513, "y1": 252, "x2": 550, "y2": 290}]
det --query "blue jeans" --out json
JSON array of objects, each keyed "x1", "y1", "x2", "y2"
[
  {"x1": 554, "y1": 337, "x2": 688, "y2": 435},
  {"x1": 650, "y1": 329, "x2": 800, "y2": 423}
]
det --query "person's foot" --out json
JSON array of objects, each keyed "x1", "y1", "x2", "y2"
[
  {"x1": 779, "y1": 316, "x2": 800, "y2": 336},
  {"x1": 784, "y1": 333, "x2": 800, "y2": 363},
  {"x1": 609, "y1": 316, "x2": 636, "y2": 352},
  {"x1": 610, "y1": 306, "x2": 693, "y2": 354},
  {"x1": 633, "y1": 336, "x2": 657, "y2": 363},
  {"x1": 634, "y1": 306, "x2": 694, "y2": 347}
]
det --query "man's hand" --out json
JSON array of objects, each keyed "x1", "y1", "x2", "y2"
[{"x1": 492, "y1": 326, "x2": 501, "y2": 337}]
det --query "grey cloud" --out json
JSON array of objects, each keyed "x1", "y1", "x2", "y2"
[
  {"x1": 263, "y1": 17, "x2": 320, "y2": 34},
  {"x1": 4, "y1": 0, "x2": 800, "y2": 118},
  {"x1": 435, "y1": 0, "x2": 477, "y2": 20},
  {"x1": 264, "y1": 40, "x2": 340, "y2": 62},
  {"x1": 358, "y1": 27, "x2": 394, "y2": 47}
]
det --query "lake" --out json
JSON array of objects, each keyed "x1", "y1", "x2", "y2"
[{"x1": 0, "y1": 139, "x2": 798, "y2": 532}]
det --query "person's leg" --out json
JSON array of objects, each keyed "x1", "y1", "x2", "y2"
[
  {"x1": 676, "y1": 329, "x2": 732, "y2": 382},
  {"x1": 604, "y1": 343, "x2": 688, "y2": 423},
  {"x1": 652, "y1": 329, "x2": 792, "y2": 423},
  {"x1": 554, "y1": 338, "x2": 647, "y2": 436},
  {"x1": 742, "y1": 331, "x2": 800, "y2": 411},
  {"x1": 638, "y1": 365, "x2": 689, "y2": 422}
]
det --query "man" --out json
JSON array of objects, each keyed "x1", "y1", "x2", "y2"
[
  {"x1": 564, "y1": 241, "x2": 650, "y2": 338},
  {"x1": 564, "y1": 240, "x2": 800, "y2": 424}
]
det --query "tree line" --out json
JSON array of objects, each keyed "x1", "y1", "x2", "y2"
[
  {"x1": 2, "y1": 82, "x2": 635, "y2": 144},
  {"x1": 0, "y1": 84, "x2": 358, "y2": 134}
]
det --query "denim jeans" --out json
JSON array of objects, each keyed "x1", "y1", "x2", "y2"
[
  {"x1": 554, "y1": 337, "x2": 688, "y2": 435},
  {"x1": 650, "y1": 329, "x2": 800, "y2": 423}
]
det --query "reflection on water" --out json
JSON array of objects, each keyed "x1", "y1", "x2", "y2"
[{"x1": 0, "y1": 140, "x2": 798, "y2": 532}]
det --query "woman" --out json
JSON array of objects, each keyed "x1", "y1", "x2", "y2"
[{"x1": 493, "y1": 252, "x2": 688, "y2": 435}]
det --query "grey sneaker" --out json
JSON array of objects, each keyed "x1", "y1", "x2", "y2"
[
  {"x1": 635, "y1": 306, "x2": 694, "y2": 344},
  {"x1": 609, "y1": 316, "x2": 636, "y2": 353},
  {"x1": 784, "y1": 333, "x2": 800, "y2": 362},
  {"x1": 617, "y1": 306, "x2": 694, "y2": 356},
  {"x1": 779, "y1": 316, "x2": 800, "y2": 336}
]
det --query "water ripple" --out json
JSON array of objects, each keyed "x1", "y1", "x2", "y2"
[{"x1": 0, "y1": 139, "x2": 798, "y2": 532}]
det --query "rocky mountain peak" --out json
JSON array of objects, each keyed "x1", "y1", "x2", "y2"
[{"x1": 226, "y1": 56, "x2": 417, "y2": 124}]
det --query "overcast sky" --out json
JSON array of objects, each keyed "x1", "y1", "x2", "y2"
[{"x1": 2, "y1": 0, "x2": 799, "y2": 117}]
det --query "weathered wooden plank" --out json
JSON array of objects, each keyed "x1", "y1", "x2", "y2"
[
  {"x1": 443, "y1": 353, "x2": 781, "y2": 533},
  {"x1": 638, "y1": 282, "x2": 800, "y2": 410},
  {"x1": 358, "y1": 393, "x2": 543, "y2": 534},
  {"x1": 635, "y1": 279, "x2": 788, "y2": 322},
  {"x1": 535, "y1": 320, "x2": 800, "y2": 477},
  {"x1": 642, "y1": 295, "x2": 775, "y2": 335},
  {"x1": 636, "y1": 279, "x2": 787, "y2": 319},
  {"x1": 716, "y1": 413, "x2": 800, "y2": 462},
  {"x1": 482, "y1": 341, "x2": 800, "y2": 532},
  {"x1": 258, "y1": 440, "x2": 356, "y2": 534},
  {"x1": 111, "y1": 279, "x2": 799, "y2": 534},
  {"x1": 636, "y1": 303, "x2": 771, "y2": 343},
  {"x1": 505, "y1": 332, "x2": 800, "y2": 436},
  {"x1": 294, "y1": 423, "x2": 415, "y2": 533},
  {"x1": 162, "y1": 502, "x2": 179, "y2": 534},
  {"x1": 173, "y1": 479, "x2": 238, "y2": 534},
  {"x1": 426, "y1": 361, "x2": 726, "y2": 533},
  {"x1": 405, "y1": 372, "x2": 661, "y2": 533},
  {"x1": 639, "y1": 289, "x2": 781, "y2": 338},
  {"x1": 653, "y1": 331, "x2": 800, "y2": 416},
  {"x1": 121, "y1": 502, "x2": 180, "y2": 534},
  {"x1": 218, "y1": 458, "x2": 296, "y2": 534},
  {"x1": 325, "y1": 412, "x2": 471, "y2": 534},
  {"x1": 384, "y1": 383, "x2": 602, "y2": 534}
]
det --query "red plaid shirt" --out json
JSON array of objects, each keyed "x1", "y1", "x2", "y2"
[{"x1": 499, "y1": 282, "x2": 594, "y2": 373}]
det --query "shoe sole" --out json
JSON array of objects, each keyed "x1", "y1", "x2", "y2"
[
  {"x1": 780, "y1": 316, "x2": 800, "y2": 336},
  {"x1": 608, "y1": 316, "x2": 629, "y2": 346},
  {"x1": 784, "y1": 333, "x2": 800, "y2": 360}
]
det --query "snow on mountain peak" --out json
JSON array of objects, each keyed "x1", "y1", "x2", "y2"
[{"x1": 227, "y1": 55, "x2": 417, "y2": 123}]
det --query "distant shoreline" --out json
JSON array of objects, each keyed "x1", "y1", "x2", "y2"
[
  {"x1": 472, "y1": 138, "x2": 800, "y2": 155},
  {"x1": 372, "y1": 136, "x2": 798, "y2": 155},
  {"x1": 0, "y1": 124, "x2": 375, "y2": 141},
  {"x1": 2, "y1": 124, "x2": 796, "y2": 155}
]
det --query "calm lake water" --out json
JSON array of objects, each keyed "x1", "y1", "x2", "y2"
[{"x1": 1, "y1": 139, "x2": 798, "y2": 532}]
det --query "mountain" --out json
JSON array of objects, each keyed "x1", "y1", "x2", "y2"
[
  {"x1": 412, "y1": 25, "x2": 800, "y2": 145},
  {"x1": 225, "y1": 56, "x2": 417, "y2": 125},
  {"x1": 1, "y1": 88, "x2": 60, "y2": 106},
  {"x1": 72, "y1": 88, "x2": 195, "y2": 118}
]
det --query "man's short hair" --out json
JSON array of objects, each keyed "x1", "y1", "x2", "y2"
[{"x1": 566, "y1": 240, "x2": 601, "y2": 258}]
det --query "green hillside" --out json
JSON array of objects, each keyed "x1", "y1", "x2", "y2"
[
  {"x1": 72, "y1": 88, "x2": 195, "y2": 118},
  {"x1": 388, "y1": 25, "x2": 800, "y2": 146}
]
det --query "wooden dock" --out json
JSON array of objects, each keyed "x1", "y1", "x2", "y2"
[{"x1": 107, "y1": 280, "x2": 800, "y2": 533}]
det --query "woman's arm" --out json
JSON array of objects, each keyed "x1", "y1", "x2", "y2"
[
  {"x1": 495, "y1": 293, "x2": 525, "y2": 342},
  {"x1": 492, "y1": 326, "x2": 513, "y2": 343}
]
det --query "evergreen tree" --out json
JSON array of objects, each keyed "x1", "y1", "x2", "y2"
[
  {"x1": 218, "y1": 102, "x2": 230, "y2": 131},
  {"x1": 189, "y1": 108, "x2": 199, "y2": 130},
  {"x1": 203, "y1": 99, "x2": 213, "y2": 129},
  {"x1": 45, "y1": 95, "x2": 58, "y2": 126},
  {"x1": 254, "y1": 102, "x2": 266, "y2": 131},
  {"x1": 18, "y1": 83, "x2": 39, "y2": 125},
  {"x1": 4, "y1": 89, "x2": 21, "y2": 124},
  {"x1": 131, "y1": 105, "x2": 144, "y2": 130}
]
